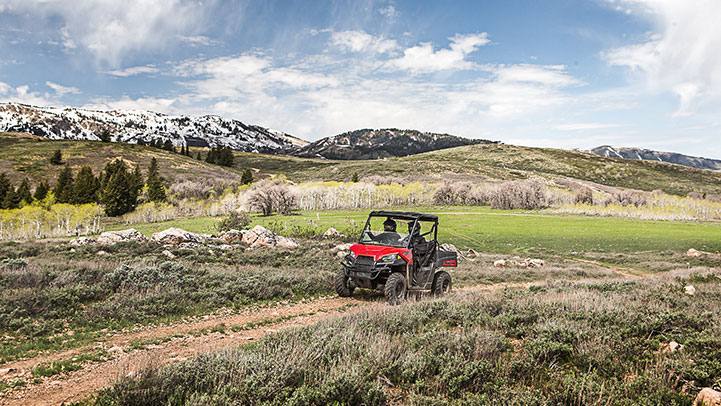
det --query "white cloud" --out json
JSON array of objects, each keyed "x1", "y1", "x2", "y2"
[
  {"x1": 105, "y1": 65, "x2": 160, "y2": 77},
  {"x1": 0, "y1": 83, "x2": 57, "y2": 106},
  {"x1": 389, "y1": 33, "x2": 490, "y2": 73},
  {"x1": 0, "y1": 81, "x2": 11, "y2": 94},
  {"x1": 378, "y1": 4, "x2": 398, "y2": 19},
  {"x1": 554, "y1": 122, "x2": 620, "y2": 131},
  {"x1": 604, "y1": 0, "x2": 721, "y2": 115},
  {"x1": 330, "y1": 30, "x2": 398, "y2": 54},
  {"x1": 1, "y1": 0, "x2": 211, "y2": 66},
  {"x1": 45, "y1": 81, "x2": 81, "y2": 95}
]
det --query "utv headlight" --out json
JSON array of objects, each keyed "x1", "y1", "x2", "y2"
[{"x1": 379, "y1": 254, "x2": 398, "y2": 263}]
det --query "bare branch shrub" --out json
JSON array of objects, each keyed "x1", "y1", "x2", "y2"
[
  {"x1": 573, "y1": 187, "x2": 594, "y2": 205},
  {"x1": 490, "y1": 179, "x2": 547, "y2": 210},
  {"x1": 606, "y1": 191, "x2": 647, "y2": 207},
  {"x1": 247, "y1": 181, "x2": 297, "y2": 216}
]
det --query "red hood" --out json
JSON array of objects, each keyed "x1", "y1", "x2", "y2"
[{"x1": 350, "y1": 243, "x2": 412, "y2": 262}]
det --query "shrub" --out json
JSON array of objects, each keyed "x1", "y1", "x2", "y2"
[
  {"x1": 247, "y1": 181, "x2": 297, "y2": 216},
  {"x1": 606, "y1": 191, "x2": 648, "y2": 207},
  {"x1": 573, "y1": 187, "x2": 593, "y2": 205},
  {"x1": 490, "y1": 180, "x2": 547, "y2": 210},
  {"x1": 217, "y1": 211, "x2": 251, "y2": 232}
]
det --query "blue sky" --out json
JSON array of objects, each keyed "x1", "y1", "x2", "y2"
[{"x1": 1, "y1": 0, "x2": 720, "y2": 158}]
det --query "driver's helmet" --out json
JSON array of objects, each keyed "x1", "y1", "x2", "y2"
[{"x1": 383, "y1": 218, "x2": 397, "y2": 232}]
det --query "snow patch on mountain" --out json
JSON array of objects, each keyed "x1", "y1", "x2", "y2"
[
  {"x1": 590, "y1": 145, "x2": 721, "y2": 171},
  {"x1": 0, "y1": 103, "x2": 307, "y2": 153}
]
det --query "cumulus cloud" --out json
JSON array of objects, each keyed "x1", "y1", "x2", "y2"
[
  {"x1": 604, "y1": 0, "x2": 721, "y2": 115},
  {"x1": 0, "y1": 0, "x2": 211, "y2": 66},
  {"x1": 45, "y1": 81, "x2": 81, "y2": 95},
  {"x1": 105, "y1": 65, "x2": 160, "y2": 77},
  {"x1": 330, "y1": 30, "x2": 398, "y2": 54},
  {"x1": 389, "y1": 33, "x2": 490, "y2": 73}
]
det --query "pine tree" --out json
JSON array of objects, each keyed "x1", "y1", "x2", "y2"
[
  {"x1": 73, "y1": 166, "x2": 100, "y2": 204},
  {"x1": 50, "y1": 149, "x2": 63, "y2": 165},
  {"x1": 54, "y1": 166, "x2": 75, "y2": 203},
  {"x1": 98, "y1": 129, "x2": 112, "y2": 142},
  {"x1": 100, "y1": 159, "x2": 139, "y2": 216},
  {"x1": 146, "y1": 157, "x2": 166, "y2": 202},
  {"x1": 1, "y1": 187, "x2": 18, "y2": 209},
  {"x1": 34, "y1": 181, "x2": 49, "y2": 201},
  {"x1": 16, "y1": 179, "x2": 32, "y2": 205},
  {"x1": 205, "y1": 148, "x2": 216, "y2": 164},
  {"x1": 162, "y1": 140, "x2": 175, "y2": 152},
  {"x1": 351, "y1": 172, "x2": 359, "y2": 183},
  {"x1": 241, "y1": 168, "x2": 254, "y2": 185},
  {"x1": 0, "y1": 173, "x2": 10, "y2": 206},
  {"x1": 195, "y1": 152, "x2": 202, "y2": 160}
]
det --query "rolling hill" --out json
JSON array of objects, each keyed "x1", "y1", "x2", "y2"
[
  {"x1": 0, "y1": 132, "x2": 243, "y2": 185},
  {"x1": 3, "y1": 131, "x2": 721, "y2": 196}
]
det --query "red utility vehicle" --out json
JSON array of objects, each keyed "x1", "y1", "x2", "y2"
[{"x1": 335, "y1": 211, "x2": 458, "y2": 305}]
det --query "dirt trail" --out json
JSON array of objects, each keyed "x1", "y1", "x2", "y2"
[{"x1": 0, "y1": 282, "x2": 547, "y2": 406}]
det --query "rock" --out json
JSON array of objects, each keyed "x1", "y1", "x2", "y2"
[
  {"x1": 660, "y1": 341, "x2": 683, "y2": 353},
  {"x1": 694, "y1": 388, "x2": 721, "y2": 406},
  {"x1": 466, "y1": 249, "x2": 479, "y2": 259},
  {"x1": 107, "y1": 346, "x2": 124, "y2": 355},
  {"x1": 685, "y1": 285, "x2": 696, "y2": 296},
  {"x1": 97, "y1": 229, "x2": 147, "y2": 245},
  {"x1": 331, "y1": 243, "x2": 352, "y2": 253},
  {"x1": 687, "y1": 248, "x2": 703, "y2": 258},
  {"x1": 69, "y1": 236, "x2": 96, "y2": 246},
  {"x1": 493, "y1": 259, "x2": 507, "y2": 268},
  {"x1": 162, "y1": 250, "x2": 176, "y2": 259},
  {"x1": 242, "y1": 225, "x2": 298, "y2": 249},
  {"x1": 219, "y1": 229, "x2": 246, "y2": 244},
  {"x1": 322, "y1": 227, "x2": 344, "y2": 239},
  {"x1": 0, "y1": 367, "x2": 17, "y2": 376},
  {"x1": 152, "y1": 228, "x2": 205, "y2": 245},
  {"x1": 527, "y1": 258, "x2": 545, "y2": 268},
  {"x1": 97, "y1": 250, "x2": 109, "y2": 256},
  {"x1": 440, "y1": 243, "x2": 460, "y2": 254},
  {"x1": 216, "y1": 244, "x2": 234, "y2": 251}
]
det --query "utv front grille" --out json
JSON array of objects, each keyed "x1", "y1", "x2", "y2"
[{"x1": 353, "y1": 255, "x2": 374, "y2": 273}]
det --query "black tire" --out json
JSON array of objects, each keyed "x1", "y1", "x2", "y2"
[
  {"x1": 432, "y1": 271, "x2": 452, "y2": 297},
  {"x1": 384, "y1": 273, "x2": 407, "y2": 305},
  {"x1": 334, "y1": 268, "x2": 354, "y2": 297}
]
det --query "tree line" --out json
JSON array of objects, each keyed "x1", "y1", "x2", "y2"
[{"x1": 1, "y1": 155, "x2": 167, "y2": 216}]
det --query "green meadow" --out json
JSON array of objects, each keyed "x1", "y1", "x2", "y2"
[{"x1": 111, "y1": 206, "x2": 721, "y2": 255}]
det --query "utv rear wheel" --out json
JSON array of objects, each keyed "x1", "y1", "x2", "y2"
[
  {"x1": 384, "y1": 273, "x2": 407, "y2": 305},
  {"x1": 432, "y1": 271, "x2": 452, "y2": 297},
  {"x1": 335, "y1": 269, "x2": 354, "y2": 297}
]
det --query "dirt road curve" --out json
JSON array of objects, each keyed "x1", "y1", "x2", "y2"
[{"x1": 0, "y1": 283, "x2": 533, "y2": 406}]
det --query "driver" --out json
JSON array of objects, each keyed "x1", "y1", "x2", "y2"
[
  {"x1": 407, "y1": 221, "x2": 426, "y2": 245},
  {"x1": 373, "y1": 218, "x2": 401, "y2": 244}
]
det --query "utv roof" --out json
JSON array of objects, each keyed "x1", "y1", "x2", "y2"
[{"x1": 369, "y1": 210, "x2": 438, "y2": 221}]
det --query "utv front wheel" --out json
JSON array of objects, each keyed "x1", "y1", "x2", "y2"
[
  {"x1": 334, "y1": 269, "x2": 354, "y2": 297},
  {"x1": 432, "y1": 271, "x2": 452, "y2": 297},
  {"x1": 384, "y1": 273, "x2": 407, "y2": 305}
]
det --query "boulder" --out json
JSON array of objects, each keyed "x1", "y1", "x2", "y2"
[
  {"x1": 97, "y1": 229, "x2": 147, "y2": 245},
  {"x1": 242, "y1": 225, "x2": 298, "y2": 249},
  {"x1": 493, "y1": 259, "x2": 507, "y2": 268},
  {"x1": 685, "y1": 285, "x2": 696, "y2": 296},
  {"x1": 332, "y1": 243, "x2": 353, "y2": 257},
  {"x1": 69, "y1": 236, "x2": 96, "y2": 246},
  {"x1": 466, "y1": 249, "x2": 479, "y2": 259},
  {"x1": 660, "y1": 340, "x2": 683, "y2": 353},
  {"x1": 527, "y1": 258, "x2": 545, "y2": 268},
  {"x1": 323, "y1": 227, "x2": 344, "y2": 239},
  {"x1": 687, "y1": 248, "x2": 703, "y2": 258},
  {"x1": 219, "y1": 229, "x2": 246, "y2": 245},
  {"x1": 161, "y1": 250, "x2": 176, "y2": 259},
  {"x1": 694, "y1": 388, "x2": 721, "y2": 406},
  {"x1": 152, "y1": 228, "x2": 206, "y2": 245}
]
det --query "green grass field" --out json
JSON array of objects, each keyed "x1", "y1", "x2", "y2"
[{"x1": 112, "y1": 206, "x2": 721, "y2": 255}]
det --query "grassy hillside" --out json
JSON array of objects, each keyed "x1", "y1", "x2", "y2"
[
  {"x1": 0, "y1": 132, "x2": 242, "y2": 184},
  {"x1": 244, "y1": 144, "x2": 721, "y2": 195},
  {"x1": 4, "y1": 132, "x2": 721, "y2": 196}
]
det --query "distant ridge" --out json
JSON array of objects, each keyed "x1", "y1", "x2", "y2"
[
  {"x1": 295, "y1": 128, "x2": 497, "y2": 160},
  {"x1": 590, "y1": 145, "x2": 721, "y2": 171}
]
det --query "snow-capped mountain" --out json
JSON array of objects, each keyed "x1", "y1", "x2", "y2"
[
  {"x1": 590, "y1": 145, "x2": 721, "y2": 171},
  {"x1": 295, "y1": 128, "x2": 497, "y2": 160},
  {"x1": 0, "y1": 103, "x2": 307, "y2": 153}
]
